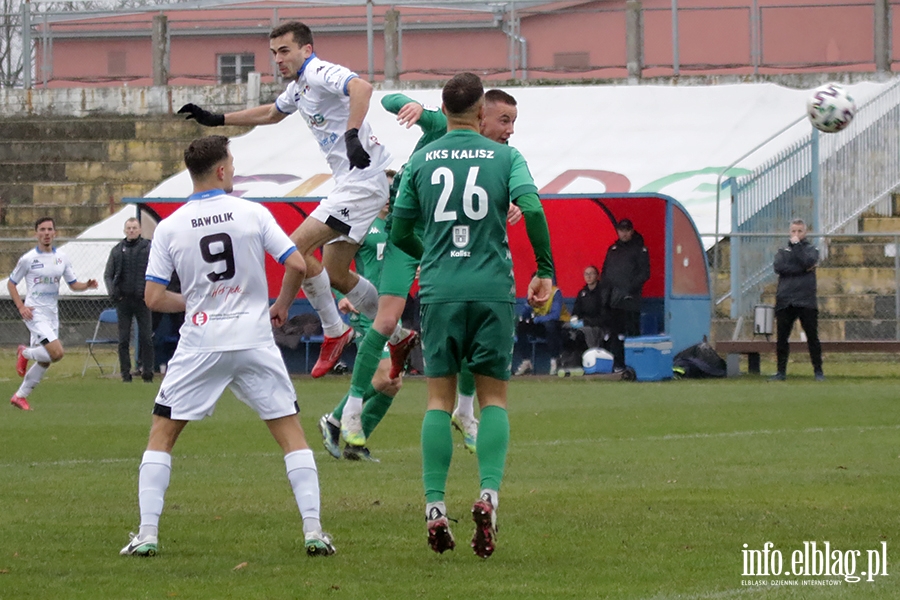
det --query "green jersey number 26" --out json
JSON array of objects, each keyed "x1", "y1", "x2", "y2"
[{"x1": 431, "y1": 166, "x2": 489, "y2": 222}]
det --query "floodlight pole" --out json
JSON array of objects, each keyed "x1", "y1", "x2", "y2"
[
  {"x1": 671, "y1": 0, "x2": 679, "y2": 76},
  {"x1": 367, "y1": 0, "x2": 374, "y2": 81},
  {"x1": 22, "y1": 0, "x2": 32, "y2": 89}
]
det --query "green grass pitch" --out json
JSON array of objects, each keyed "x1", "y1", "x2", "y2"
[{"x1": 2, "y1": 350, "x2": 900, "y2": 599}]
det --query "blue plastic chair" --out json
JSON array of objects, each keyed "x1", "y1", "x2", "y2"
[{"x1": 82, "y1": 308, "x2": 118, "y2": 376}]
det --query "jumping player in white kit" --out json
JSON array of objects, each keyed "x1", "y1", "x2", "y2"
[
  {"x1": 8, "y1": 216, "x2": 98, "y2": 411},
  {"x1": 177, "y1": 20, "x2": 414, "y2": 379},
  {"x1": 120, "y1": 135, "x2": 335, "y2": 558}
]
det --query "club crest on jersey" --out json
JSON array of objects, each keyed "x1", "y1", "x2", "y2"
[
  {"x1": 191, "y1": 311, "x2": 209, "y2": 326},
  {"x1": 452, "y1": 225, "x2": 470, "y2": 249}
]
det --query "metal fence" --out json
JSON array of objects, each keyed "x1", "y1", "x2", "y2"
[
  {"x1": 722, "y1": 77, "x2": 900, "y2": 319},
  {"x1": 705, "y1": 232, "x2": 900, "y2": 342},
  {"x1": 4, "y1": 230, "x2": 900, "y2": 348},
  {"x1": 1, "y1": 0, "x2": 895, "y2": 89}
]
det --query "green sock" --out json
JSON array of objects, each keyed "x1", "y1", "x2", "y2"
[
  {"x1": 457, "y1": 363, "x2": 476, "y2": 397},
  {"x1": 422, "y1": 409, "x2": 453, "y2": 504},
  {"x1": 332, "y1": 384, "x2": 376, "y2": 422},
  {"x1": 476, "y1": 405, "x2": 509, "y2": 492},
  {"x1": 348, "y1": 329, "x2": 390, "y2": 399},
  {"x1": 361, "y1": 391, "x2": 394, "y2": 438}
]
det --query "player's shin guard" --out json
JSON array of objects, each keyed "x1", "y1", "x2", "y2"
[
  {"x1": 301, "y1": 271, "x2": 345, "y2": 338},
  {"x1": 361, "y1": 391, "x2": 394, "y2": 438},
  {"x1": 457, "y1": 365, "x2": 476, "y2": 400},
  {"x1": 476, "y1": 406, "x2": 509, "y2": 492},
  {"x1": 285, "y1": 449, "x2": 321, "y2": 535},
  {"x1": 350, "y1": 330, "x2": 390, "y2": 398},
  {"x1": 422, "y1": 410, "x2": 454, "y2": 503},
  {"x1": 345, "y1": 276, "x2": 379, "y2": 321},
  {"x1": 16, "y1": 363, "x2": 48, "y2": 398},
  {"x1": 24, "y1": 345, "x2": 52, "y2": 363},
  {"x1": 138, "y1": 451, "x2": 172, "y2": 538}
]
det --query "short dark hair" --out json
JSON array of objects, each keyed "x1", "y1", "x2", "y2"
[
  {"x1": 485, "y1": 89, "x2": 517, "y2": 107},
  {"x1": 184, "y1": 135, "x2": 230, "y2": 179},
  {"x1": 442, "y1": 72, "x2": 484, "y2": 116},
  {"x1": 35, "y1": 216, "x2": 55, "y2": 230},
  {"x1": 270, "y1": 21, "x2": 314, "y2": 48},
  {"x1": 585, "y1": 265, "x2": 599, "y2": 276}
]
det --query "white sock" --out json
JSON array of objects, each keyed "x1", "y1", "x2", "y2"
[
  {"x1": 454, "y1": 394, "x2": 475, "y2": 418},
  {"x1": 285, "y1": 449, "x2": 321, "y2": 534},
  {"x1": 388, "y1": 322, "x2": 406, "y2": 345},
  {"x1": 138, "y1": 450, "x2": 172, "y2": 538},
  {"x1": 17, "y1": 363, "x2": 48, "y2": 397},
  {"x1": 480, "y1": 488, "x2": 499, "y2": 510},
  {"x1": 301, "y1": 271, "x2": 344, "y2": 338},
  {"x1": 343, "y1": 395, "x2": 363, "y2": 420},
  {"x1": 23, "y1": 345, "x2": 52, "y2": 363},
  {"x1": 345, "y1": 276, "x2": 379, "y2": 320}
]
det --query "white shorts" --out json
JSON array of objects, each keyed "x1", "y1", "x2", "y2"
[
  {"x1": 310, "y1": 174, "x2": 389, "y2": 244},
  {"x1": 153, "y1": 344, "x2": 298, "y2": 421},
  {"x1": 25, "y1": 308, "x2": 59, "y2": 346}
]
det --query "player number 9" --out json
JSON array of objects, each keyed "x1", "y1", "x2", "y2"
[{"x1": 200, "y1": 233, "x2": 236, "y2": 282}]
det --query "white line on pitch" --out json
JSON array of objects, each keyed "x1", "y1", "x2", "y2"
[{"x1": 2, "y1": 423, "x2": 898, "y2": 469}]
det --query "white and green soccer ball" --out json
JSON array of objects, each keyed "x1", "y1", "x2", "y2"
[{"x1": 807, "y1": 83, "x2": 856, "y2": 133}]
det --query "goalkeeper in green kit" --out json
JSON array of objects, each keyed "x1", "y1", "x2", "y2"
[{"x1": 391, "y1": 72, "x2": 554, "y2": 558}]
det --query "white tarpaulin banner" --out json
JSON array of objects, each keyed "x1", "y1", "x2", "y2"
[{"x1": 3, "y1": 80, "x2": 890, "y2": 297}]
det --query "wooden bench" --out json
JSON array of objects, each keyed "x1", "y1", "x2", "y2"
[{"x1": 716, "y1": 340, "x2": 900, "y2": 376}]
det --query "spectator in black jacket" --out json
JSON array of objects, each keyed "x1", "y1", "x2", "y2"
[
  {"x1": 770, "y1": 219, "x2": 823, "y2": 381},
  {"x1": 572, "y1": 265, "x2": 604, "y2": 348},
  {"x1": 104, "y1": 217, "x2": 153, "y2": 382},
  {"x1": 600, "y1": 219, "x2": 650, "y2": 371}
]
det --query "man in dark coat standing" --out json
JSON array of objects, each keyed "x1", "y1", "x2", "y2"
[
  {"x1": 600, "y1": 219, "x2": 650, "y2": 372},
  {"x1": 770, "y1": 219, "x2": 823, "y2": 381},
  {"x1": 104, "y1": 217, "x2": 153, "y2": 382}
]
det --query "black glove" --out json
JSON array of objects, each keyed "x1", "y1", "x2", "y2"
[
  {"x1": 177, "y1": 103, "x2": 225, "y2": 127},
  {"x1": 344, "y1": 128, "x2": 371, "y2": 170}
]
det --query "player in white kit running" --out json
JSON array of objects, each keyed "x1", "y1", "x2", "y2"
[
  {"x1": 120, "y1": 135, "x2": 335, "y2": 558},
  {"x1": 177, "y1": 21, "x2": 414, "y2": 379},
  {"x1": 7, "y1": 217, "x2": 98, "y2": 411}
]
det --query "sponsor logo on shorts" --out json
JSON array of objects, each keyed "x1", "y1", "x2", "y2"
[
  {"x1": 339, "y1": 207, "x2": 350, "y2": 218},
  {"x1": 192, "y1": 312, "x2": 209, "y2": 326}
]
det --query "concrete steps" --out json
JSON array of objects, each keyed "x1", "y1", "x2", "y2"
[
  {"x1": 3, "y1": 204, "x2": 114, "y2": 228},
  {"x1": 0, "y1": 116, "x2": 251, "y2": 205},
  {"x1": 31, "y1": 182, "x2": 150, "y2": 205},
  {"x1": 66, "y1": 160, "x2": 184, "y2": 183},
  {"x1": 711, "y1": 196, "x2": 900, "y2": 340}
]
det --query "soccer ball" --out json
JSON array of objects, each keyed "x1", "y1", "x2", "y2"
[{"x1": 807, "y1": 83, "x2": 856, "y2": 133}]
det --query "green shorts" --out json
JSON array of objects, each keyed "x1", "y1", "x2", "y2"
[
  {"x1": 419, "y1": 301, "x2": 515, "y2": 381},
  {"x1": 378, "y1": 240, "x2": 419, "y2": 298}
]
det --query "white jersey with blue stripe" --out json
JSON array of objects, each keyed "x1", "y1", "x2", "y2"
[
  {"x1": 145, "y1": 190, "x2": 297, "y2": 352},
  {"x1": 275, "y1": 54, "x2": 391, "y2": 184},
  {"x1": 9, "y1": 247, "x2": 77, "y2": 312}
]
